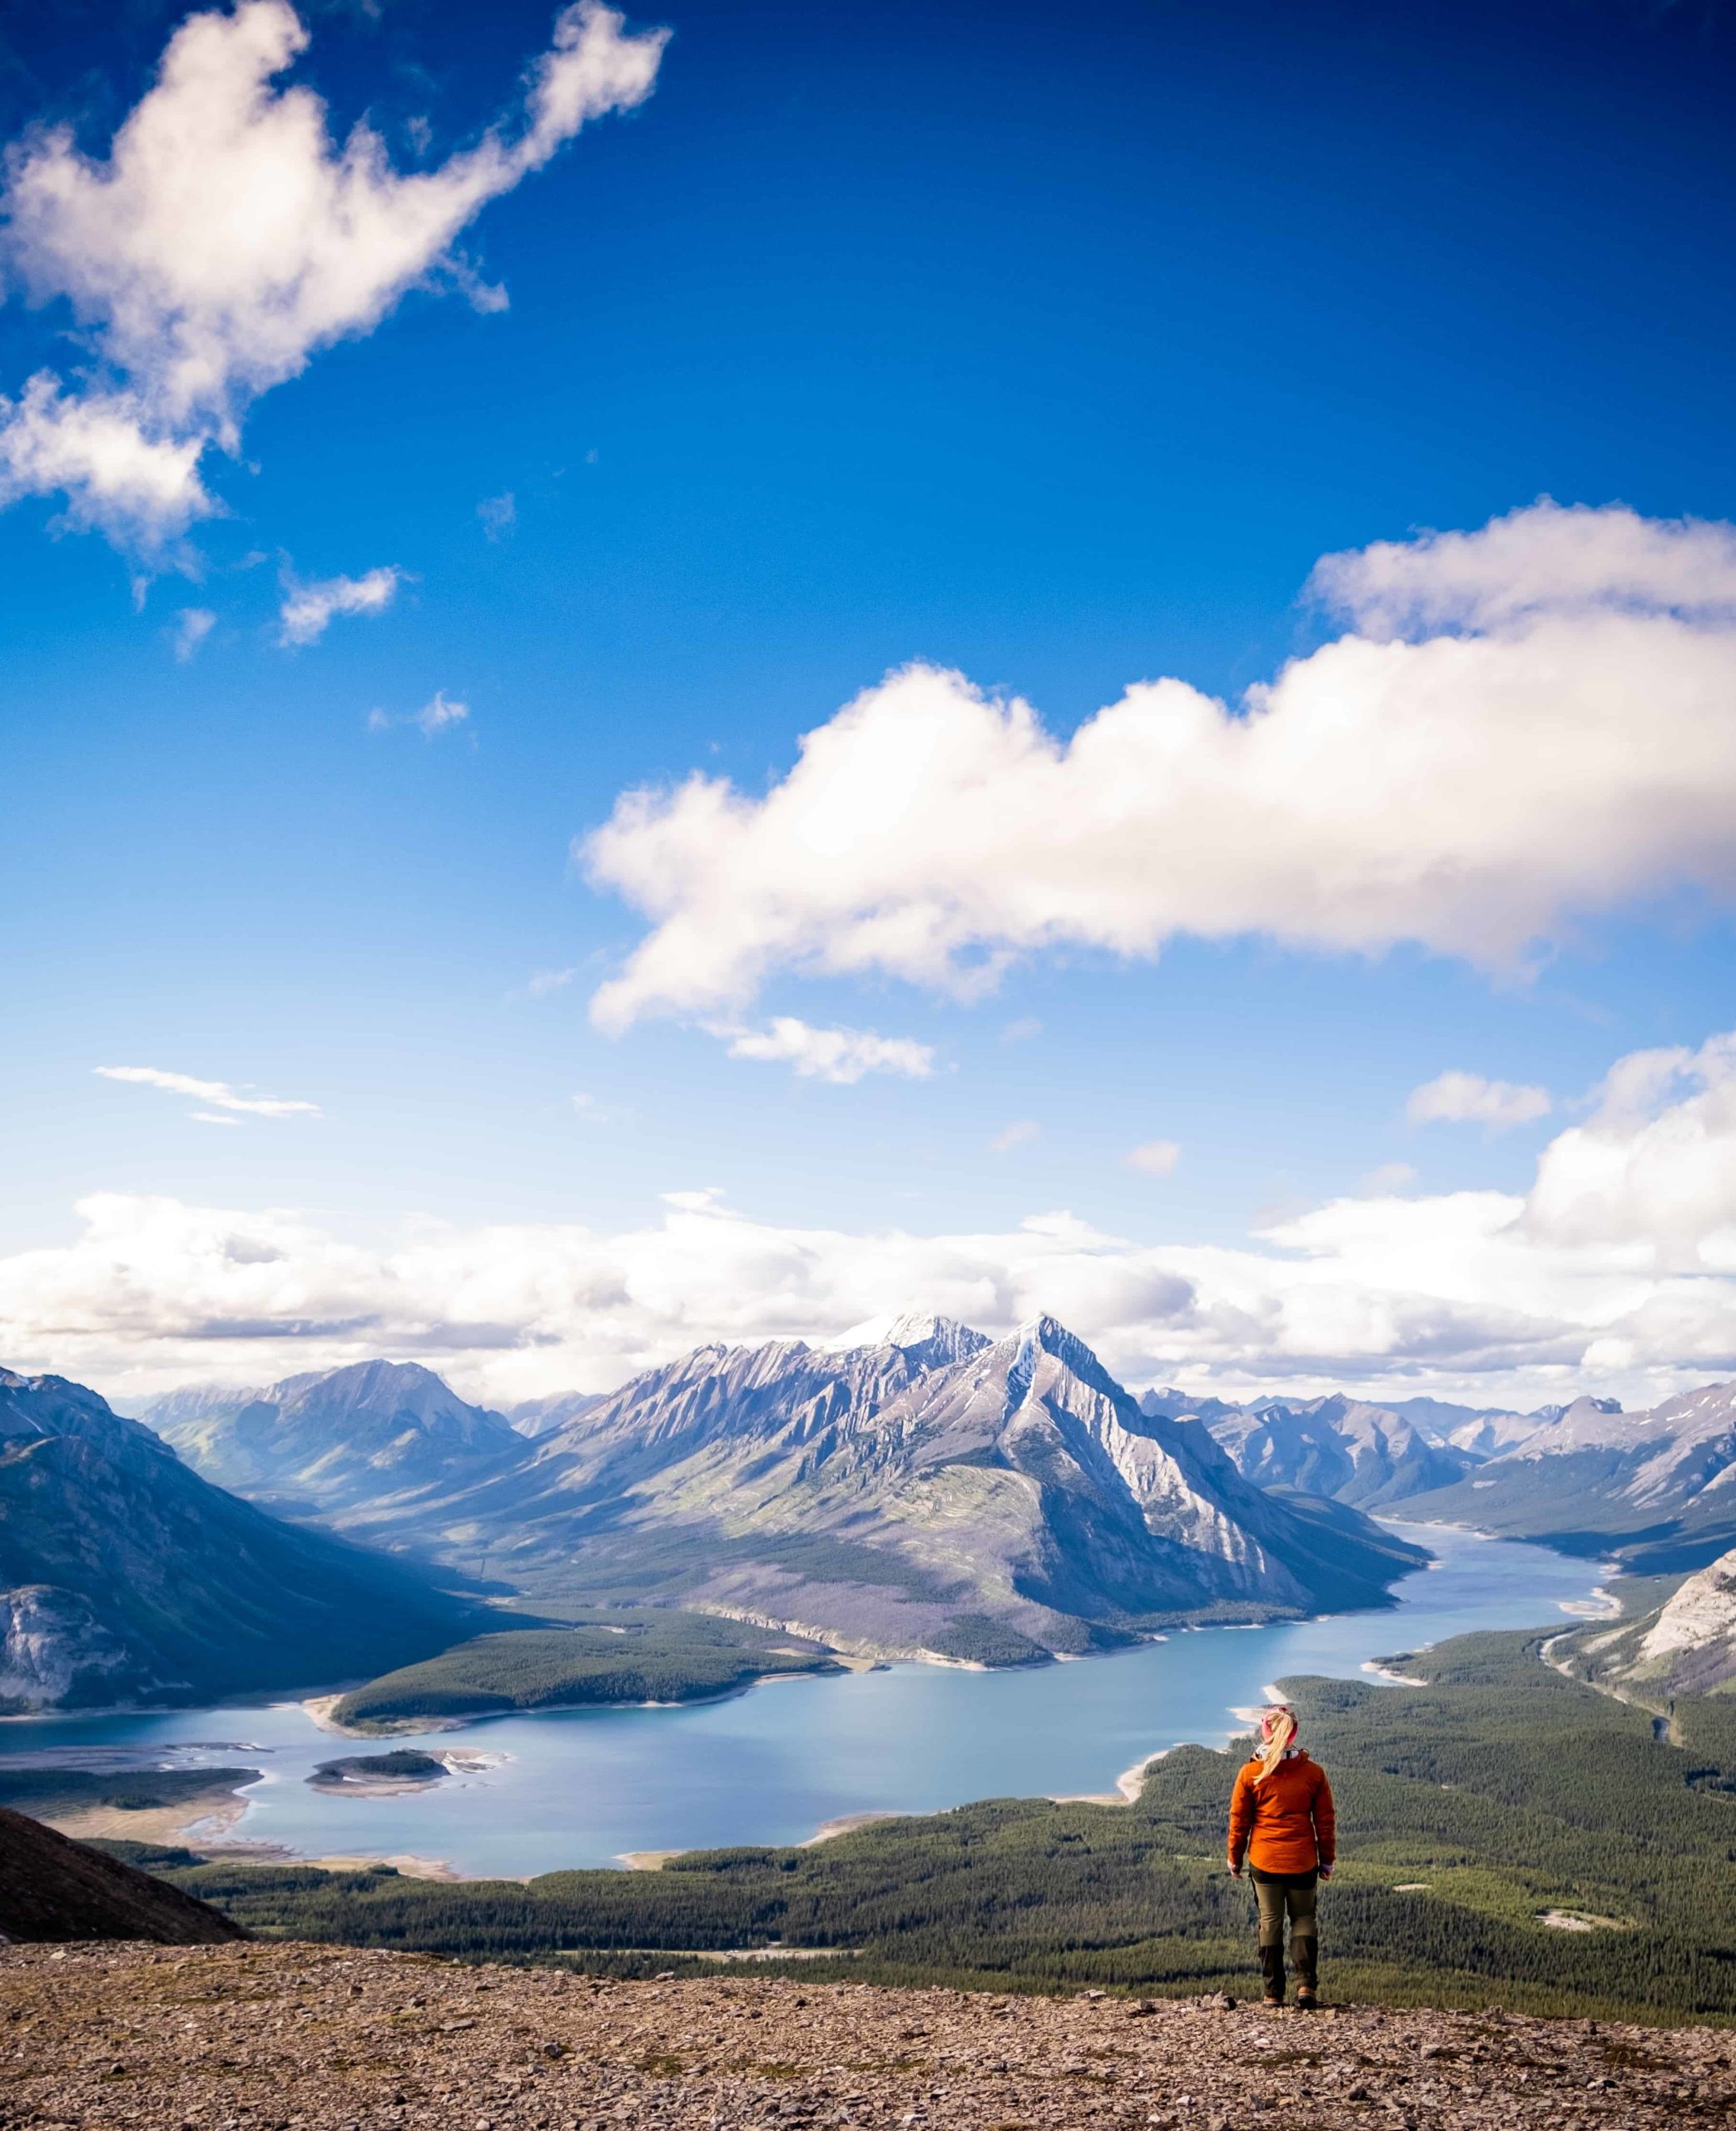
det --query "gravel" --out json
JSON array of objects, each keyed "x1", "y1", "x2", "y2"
[{"x1": 2, "y1": 1940, "x2": 1734, "y2": 2131}]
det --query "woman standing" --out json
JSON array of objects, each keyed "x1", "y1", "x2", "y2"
[{"x1": 1227, "y1": 1703, "x2": 1336, "y2": 2009}]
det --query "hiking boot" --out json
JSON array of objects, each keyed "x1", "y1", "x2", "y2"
[{"x1": 1294, "y1": 1985, "x2": 1318, "y2": 2012}]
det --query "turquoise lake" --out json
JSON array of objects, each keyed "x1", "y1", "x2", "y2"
[{"x1": 2, "y1": 1524, "x2": 1604, "y2": 1876}]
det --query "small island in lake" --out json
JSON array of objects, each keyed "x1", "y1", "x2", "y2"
[{"x1": 306, "y1": 1751, "x2": 451, "y2": 1794}]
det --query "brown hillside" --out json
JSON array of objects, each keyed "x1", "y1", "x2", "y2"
[{"x1": 0, "y1": 1808, "x2": 246, "y2": 1945}]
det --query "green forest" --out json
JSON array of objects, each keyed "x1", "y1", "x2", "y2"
[
  {"x1": 115, "y1": 1632, "x2": 1736, "y2": 2024},
  {"x1": 331, "y1": 1612, "x2": 838, "y2": 1726}
]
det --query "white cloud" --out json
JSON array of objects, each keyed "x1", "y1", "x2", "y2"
[
  {"x1": 1406, "y1": 1070, "x2": 1552, "y2": 1130},
  {"x1": 369, "y1": 689, "x2": 469, "y2": 736},
  {"x1": 13, "y1": 1027, "x2": 1736, "y2": 1406},
  {"x1": 1524, "y1": 1034, "x2": 1736, "y2": 1265},
  {"x1": 1125, "y1": 1139, "x2": 1181, "y2": 1177},
  {"x1": 478, "y1": 491, "x2": 517, "y2": 539},
  {"x1": 583, "y1": 504, "x2": 1736, "y2": 1036},
  {"x1": 172, "y1": 606, "x2": 216, "y2": 660},
  {"x1": 528, "y1": 967, "x2": 577, "y2": 997},
  {"x1": 1000, "y1": 1017, "x2": 1043, "y2": 1042},
  {"x1": 709, "y1": 1016, "x2": 935, "y2": 1085},
  {"x1": 415, "y1": 690, "x2": 469, "y2": 735},
  {"x1": 0, "y1": 2, "x2": 667, "y2": 548},
  {"x1": 989, "y1": 1119, "x2": 1040, "y2": 1154},
  {"x1": 277, "y1": 565, "x2": 402, "y2": 646},
  {"x1": 95, "y1": 1065, "x2": 320, "y2": 1120}
]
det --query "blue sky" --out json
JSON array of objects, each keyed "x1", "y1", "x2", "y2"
[{"x1": 2, "y1": 0, "x2": 1734, "y2": 1407}]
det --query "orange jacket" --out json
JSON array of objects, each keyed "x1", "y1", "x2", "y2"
[{"x1": 1228, "y1": 1751, "x2": 1336, "y2": 1875}]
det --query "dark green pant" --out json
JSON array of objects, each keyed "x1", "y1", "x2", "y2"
[{"x1": 1252, "y1": 1868, "x2": 1318, "y2": 1999}]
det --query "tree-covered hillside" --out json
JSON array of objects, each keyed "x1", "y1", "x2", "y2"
[{"x1": 331, "y1": 1614, "x2": 840, "y2": 1726}]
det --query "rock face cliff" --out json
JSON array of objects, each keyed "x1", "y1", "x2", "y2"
[
  {"x1": 0, "y1": 1368, "x2": 482, "y2": 1710},
  {"x1": 0, "y1": 1809, "x2": 246, "y2": 1943},
  {"x1": 231, "y1": 1316, "x2": 1423, "y2": 1660}
]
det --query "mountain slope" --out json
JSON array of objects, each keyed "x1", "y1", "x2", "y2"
[
  {"x1": 1556, "y1": 1547, "x2": 1736, "y2": 1699},
  {"x1": 365, "y1": 1316, "x2": 1425, "y2": 1659},
  {"x1": 0, "y1": 1369, "x2": 484, "y2": 1711},
  {"x1": 144, "y1": 1360, "x2": 526, "y2": 1524},
  {"x1": 0, "y1": 1808, "x2": 246, "y2": 1944},
  {"x1": 1400, "y1": 1383, "x2": 1736, "y2": 1571}
]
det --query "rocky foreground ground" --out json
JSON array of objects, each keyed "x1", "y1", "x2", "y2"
[{"x1": 3, "y1": 1942, "x2": 1734, "y2": 2131}]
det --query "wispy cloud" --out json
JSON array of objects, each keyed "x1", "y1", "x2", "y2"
[
  {"x1": 171, "y1": 607, "x2": 216, "y2": 661},
  {"x1": 277, "y1": 565, "x2": 402, "y2": 647},
  {"x1": 1000, "y1": 1017, "x2": 1043, "y2": 1043},
  {"x1": 1360, "y1": 1160, "x2": 1417, "y2": 1196},
  {"x1": 528, "y1": 967, "x2": 577, "y2": 996},
  {"x1": 368, "y1": 690, "x2": 470, "y2": 737},
  {"x1": 478, "y1": 491, "x2": 517, "y2": 539},
  {"x1": 95, "y1": 1065, "x2": 320, "y2": 1120},
  {"x1": 989, "y1": 1119, "x2": 1040, "y2": 1153},
  {"x1": 1124, "y1": 1139, "x2": 1181, "y2": 1177},
  {"x1": 0, "y1": 2, "x2": 668, "y2": 550},
  {"x1": 707, "y1": 1016, "x2": 935, "y2": 1085},
  {"x1": 1407, "y1": 1070, "x2": 1552, "y2": 1130}
]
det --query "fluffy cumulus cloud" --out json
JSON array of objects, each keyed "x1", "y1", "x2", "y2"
[
  {"x1": 709, "y1": 1016, "x2": 935, "y2": 1084},
  {"x1": 583, "y1": 504, "x2": 1736, "y2": 1036},
  {"x1": 1406, "y1": 1070, "x2": 1552, "y2": 1130},
  {"x1": 15, "y1": 1028, "x2": 1736, "y2": 1408},
  {"x1": 0, "y1": 1, "x2": 667, "y2": 547},
  {"x1": 277, "y1": 565, "x2": 402, "y2": 647}
]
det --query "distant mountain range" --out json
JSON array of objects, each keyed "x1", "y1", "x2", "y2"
[
  {"x1": 26, "y1": 1315, "x2": 1736, "y2": 1714},
  {"x1": 1144, "y1": 1391, "x2": 1479, "y2": 1508},
  {"x1": 141, "y1": 1359, "x2": 527, "y2": 1521},
  {"x1": 128, "y1": 1316, "x2": 1428, "y2": 1666},
  {"x1": 1396, "y1": 1384, "x2": 1736, "y2": 1572},
  {"x1": 1, "y1": 1368, "x2": 484, "y2": 1712}
]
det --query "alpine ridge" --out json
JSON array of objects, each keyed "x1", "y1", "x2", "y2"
[{"x1": 144, "y1": 1318, "x2": 1426, "y2": 1664}]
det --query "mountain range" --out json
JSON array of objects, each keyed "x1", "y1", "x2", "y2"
[
  {"x1": 1144, "y1": 1390, "x2": 1479, "y2": 1508},
  {"x1": 24, "y1": 1306, "x2": 1736, "y2": 1714},
  {"x1": 1397, "y1": 1383, "x2": 1736, "y2": 1572},
  {"x1": 0, "y1": 1367, "x2": 483, "y2": 1712},
  {"x1": 129, "y1": 1315, "x2": 1427, "y2": 1667}
]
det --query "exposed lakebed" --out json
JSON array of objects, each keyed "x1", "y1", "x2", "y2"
[{"x1": 2, "y1": 1525, "x2": 1604, "y2": 1876}]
